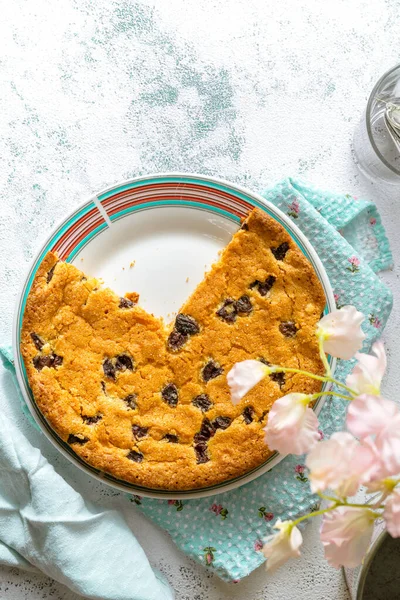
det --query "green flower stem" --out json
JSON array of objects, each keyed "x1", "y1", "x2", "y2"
[
  {"x1": 292, "y1": 505, "x2": 337, "y2": 527},
  {"x1": 317, "y1": 492, "x2": 339, "y2": 504},
  {"x1": 270, "y1": 366, "x2": 357, "y2": 397},
  {"x1": 291, "y1": 503, "x2": 382, "y2": 529},
  {"x1": 312, "y1": 391, "x2": 352, "y2": 402},
  {"x1": 318, "y1": 335, "x2": 331, "y2": 377},
  {"x1": 344, "y1": 503, "x2": 384, "y2": 510},
  {"x1": 324, "y1": 378, "x2": 357, "y2": 397},
  {"x1": 317, "y1": 491, "x2": 387, "y2": 511}
]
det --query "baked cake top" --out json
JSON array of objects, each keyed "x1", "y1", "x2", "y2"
[{"x1": 21, "y1": 208, "x2": 325, "y2": 490}]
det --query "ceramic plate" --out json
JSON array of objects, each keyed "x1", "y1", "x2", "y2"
[{"x1": 13, "y1": 174, "x2": 335, "y2": 499}]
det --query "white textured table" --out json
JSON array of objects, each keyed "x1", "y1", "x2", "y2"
[{"x1": 1, "y1": 1, "x2": 399, "y2": 598}]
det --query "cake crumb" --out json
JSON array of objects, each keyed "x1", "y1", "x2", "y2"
[
  {"x1": 130, "y1": 261, "x2": 136, "y2": 268},
  {"x1": 126, "y1": 291, "x2": 140, "y2": 304},
  {"x1": 186, "y1": 277, "x2": 189, "y2": 283}
]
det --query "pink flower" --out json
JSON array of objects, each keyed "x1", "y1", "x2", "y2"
[
  {"x1": 203, "y1": 546, "x2": 216, "y2": 564},
  {"x1": 254, "y1": 539, "x2": 264, "y2": 552},
  {"x1": 168, "y1": 499, "x2": 176, "y2": 505},
  {"x1": 210, "y1": 503, "x2": 222, "y2": 515},
  {"x1": 348, "y1": 256, "x2": 360, "y2": 266},
  {"x1": 295, "y1": 464, "x2": 305, "y2": 475},
  {"x1": 333, "y1": 293, "x2": 340, "y2": 303},
  {"x1": 264, "y1": 512, "x2": 274, "y2": 521},
  {"x1": 374, "y1": 413, "x2": 400, "y2": 477},
  {"x1": 306, "y1": 432, "x2": 377, "y2": 497},
  {"x1": 227, "y1": 360, "x2": 269, "y2": 404},
  {"x1": 370, "y1": 217, "x2": 377, "y2": 226},
  {"x1": 317, "y1": 306, "x2": 366, "y2": 360},
  {"x1": 336, "y1": 416, "x2": 400, "y2": 493},
  {"x1": 318, "y1": 430, "x2": 324, "y2": 440},
  {"x1": 288, "y1": 199, "x2": 300, "y2": 214},
  {"x1": 262, "y1": 520, "x2": 303, "y2": 571},
  {"x1": 263, "y1": 393, "x2": 320, "y2": 456},
  {"x1": 346, "y1": 341, "x2": 386, "y2": 396},
  {"x1": 384, "y1": 489, "x2": 400, "y2": 537},
  {"x1": 372, "y1": 317, "x2": 382, "y2": 329},
  {"x1": 346, "y1": 395, "x2": 399, "y2": 439},
  {"x1": 320, "y1": 506, "x2": 375, "y2": 568},
  {"x1": 354, "y1": 435, "x2": 400, "y2": 489}
]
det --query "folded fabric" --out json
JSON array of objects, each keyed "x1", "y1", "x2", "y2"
[{"x1": 0, "y1": 178, "x2": 393, "y2": 588}]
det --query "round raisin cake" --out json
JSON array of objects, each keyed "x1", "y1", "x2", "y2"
[{"x1": 21, "y1": 208, "x2": 325, "y2": 490}]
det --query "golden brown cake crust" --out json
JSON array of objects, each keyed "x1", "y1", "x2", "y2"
[{"x1": 21, "y1": 208, "x2": 325, "y2": 490}]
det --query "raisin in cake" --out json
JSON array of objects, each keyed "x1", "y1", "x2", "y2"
[{"x1": 21, "y1": 208, "x2": 325, "y2": 490}]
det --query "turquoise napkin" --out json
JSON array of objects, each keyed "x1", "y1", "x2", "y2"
[{"x1": 0, "y1": 178, "x2": 393, "y2": 588}]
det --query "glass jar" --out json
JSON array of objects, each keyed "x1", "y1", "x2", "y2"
[{"x1": 353, "y1": 64, "x2": 400, "y2": 184}]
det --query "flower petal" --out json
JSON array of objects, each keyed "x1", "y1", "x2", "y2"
[
  {"x1": 227, "y1": 360, "x2": 268, "y2": 405},
  {"x1": 374, "y1": 413, "x2": 400, "y2": 477},
  {"x1": 317, "y1": 305, "x2": 366, "y2": 360},
  {"x1": 264, "y1": 394, "x2": 319, "y2": 456},
  {"x1": 384, "y1": 489, "x2": 400, "y2": 538},
  {"x1": 267, "y1": 393, "x2": 309, "y2": 428},
  {"x1": 262, "y1": 520, "x2": 303, "y2": 572},
  {"x1": 346, "y1": 341, "x2": 387, "y2": 396},
  {"x1": 306, "y1": 432, "x2": 359, "y2": 495},
  {"x1": 320, "y1": 506, "x2": 375, "y2": 569},
  {"x1": 346, "y1": 395, "x2": 399, "y2": 439}
]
